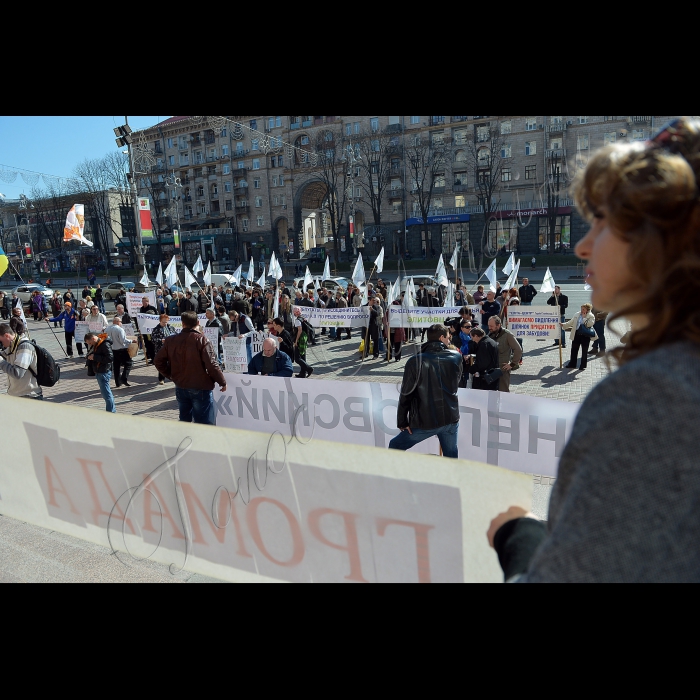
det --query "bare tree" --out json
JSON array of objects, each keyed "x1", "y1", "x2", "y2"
[
  {"x1": 404, "y1": 132, "x2": 447, "y2": 256},
  {"x1": 355, "y1": 127, "x2": 395, "y2": 227},
  {"x1": 464, "y1": 121, "x2": 508, "y2": 266},
  {"x1": 309, "y1": 127, "x2": 352, "y2": 266}
]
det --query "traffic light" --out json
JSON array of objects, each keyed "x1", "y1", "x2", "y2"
[{"x1": 114, "y1": 124, "x2": 133, "y2": 148}]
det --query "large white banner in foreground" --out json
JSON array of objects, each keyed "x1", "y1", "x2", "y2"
[
  {"x1": 0, "y1": 394, "x2": 531, "y2": 583},
  {"x1": 215, "y1": 375, "x2": 578, "y2": 478}
]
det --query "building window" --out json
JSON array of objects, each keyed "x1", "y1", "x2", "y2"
[
  {"x1": 453, "y1": 128, "x2": 468, "y2": 145},
  {"x1": 355, "y1": 186, "x2": 362, "y2": 198},
  {"x1": 604, "y1": 131, "x2": 616, "y2": 145},
  {"x1": 434, "y1": 174, "x2": 446, "y2": 188},
  {"x1": 392, "y1": 201, "x2": 402, "y2": 215},
  {"x1": 501, "y1": 144, "x2": 512, "y2": 158},
  {"x1": 242, "y1": 218, "x2": 249, "y2": 232},
  {"x1": 225, "y1": 200, "x2": 232, "y2": 211},
  {"x1": 538, "y1": 215, "x2": 571, "y2": 251},
  {"x1": 221, "y1": 145, "x2": 229, "y2": 156},
  {"x1": 476, "y1": 125, "x2": 490, "y2": 142},
  {"x1": 253, "y1": 159, "x2": 260, "y2": 170},
  {"x1": 502, "y1": 168, "x2": 512, "y2": 182},
  {"x1": 353, "y1": 122, "x2": 360, "y2": 134},
  {"x1": 197, "y1": 185, "x2": 204, "y2": 197},
  {"x1": 223, "y1": 164, "x2": 230, "y2": 174},
  {"x1": 237, "y1": 161, "x2": 245, "y2": 169},
  {"x1": 221, "y1": 127, "x2": 226, "y2": 137},
  {"x1": 300, "y1": 135, "x2": 309, "y2": 145},
  {"x1": 255, "y1": 197, "x2": 263, "y2": 207},
  {"x1": 281, "y1": 195, "x2": 286, "y2": 205},
  {"x1": 455, "y1": 194, "x2": 465, "y2": 208},
  {"x1": 500, "y1": 120, "x2": 512, "y2": 135},
  {"x1": 525, "y1": 164, "x2": 537, "y2": 179},
  {"x1": 250, "y1": 120, "x2": 257, "y2": 130},
  {"x1": 251, "y1": 139, "x2": 259, "y2": 151},
  {"x1": 254, "y1": 178, "x2": 261, "y2": 189},
  {"x1": 278, "y1": 155, "x2": 284, "y2": 167},
  {"x1": 276, "y1": 116, "x2": 282, "y2": 127},
  {"x1": 577, "y1": 134, "x2": 589, "y2": 149},
  {"x1": 268, "y1": 117, "x2": 274, "y2": 130},
  {"x1": 454, "y1": 171, "x2": 467, "y2": 186},
  {"x1": 579, "y1": 116, "x2": 588, "y2": 124},
  {"x1": 432, "y1": 132, "x2": 444, "y2": 146},
  {"x1": 454, "y1": 149, "x2": 467, "y2": 163},
  {"x1": 370, "y1": 139, "x2": 379, "y2": 152},
  {"x1": 526, "y1": 118, "x2": 537, "y2": 131},
  {"x1": 525, "y1": 141, "x2": 537, "y2": 156},
  {"x1": 551, "y1": 116, "x2": 563, "y2": 125},
  {"x1": 257, "y1": 216, "x2": 264, "y2": 227},
  {"x1": 410, "y1": 116, "x2": 420, "y2": 124},
  {"x1": 550, "y1": 137, "x2": 563, "y2": 150},
  {"x1": 211, "y1": 183, "x2": 218, "y2": 195},
  {"x1": 167, "y1": 138, "x2": 174, "y2": 148},
  {"x1": 225, "y1": 181, "x2": 232, "y2": 192},
  {"x1": 279, "y1": 175, "x2": 285, "y2": 185},
  {"x1": 273, "y1": 195, "x2": 279, "y2": 205},
  {"x1": 432, "y1": 198, "x2": 443, "y2": 210},
  {"x1": 345, "y1": 123, "x2": 351, "y2": 136},
  {"x1": 272, "y1": 176, "x2": 278, "y2": 186},
  {"x1": 370, "y1": 117, "x2": 379, "y2": 132},
  {"x1": 632, "y1": 129, "x2": 645, "y2": 140},
  {"x1": 168, "y1": 155, "x2": 175, "y2": 165}
]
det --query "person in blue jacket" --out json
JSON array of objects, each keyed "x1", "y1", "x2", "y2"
[
  {"x1": 47, "y1": 301, "x2": 84, "y2": 357},
  {"x1": 247, "y1": 337, "x2": 294, "y2": 377}
]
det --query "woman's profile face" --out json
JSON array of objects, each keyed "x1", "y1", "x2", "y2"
[
  {"x1": 575, "y1": 209, "x2": 636, "y2": 314},
  {"x1": 581, "y1": 305, "x2": 588, "y2": 315}
]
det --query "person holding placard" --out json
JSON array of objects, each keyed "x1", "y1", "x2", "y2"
[
  {"x1": 547, "y1": 285, "x2": 569, "y2": 348},
  {"x1": 151, "y1": 314, "x2": 177, "y2": 385}
]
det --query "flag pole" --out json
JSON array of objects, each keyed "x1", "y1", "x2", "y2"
[{"x1": 556, "y1": 291, "x2": 563, "y2": 369}]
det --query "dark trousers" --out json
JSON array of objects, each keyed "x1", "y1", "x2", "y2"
[
  {"x1": 591, "y1": 321, "x2": 606, "y2": 352},
  {"x1": 392, "y1": 340, "x2": 402, "y2": 361},
  {"x1": 175, "y1": 388, "x2": 215, "y2": 425},
  {"x1": 363, "y1": 325, "x2": 379, "y2": 358},
  {"x1": 143, "y1": 336, "x2": 155, "y2": 361},
  {"x1": 113, "y1": 348, "x2": 133, "y2": 385},
  {"x1": 294, "y1": 347, "x2": 312, "y2": 376},
  {"x1": 0, "y1": 308, "x2": 8, "y2": 320},
  {"x1": 569, "y1": 334, "x2": 591, "y2": 368},
  {"x1": 65, "y1": 331, "x2": 83, "y2": 356}
]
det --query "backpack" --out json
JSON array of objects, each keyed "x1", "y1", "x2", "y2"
[
  {"x1": 19, "y1": 339, "x2": 60, "y2": 387},
  {"x1": 300, "y1": 317, "x2": 315, "y2": 343}
]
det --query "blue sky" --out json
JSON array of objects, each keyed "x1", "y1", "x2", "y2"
[{"x1": 0, "y1": 116, "x2": 168, "y2": 199}]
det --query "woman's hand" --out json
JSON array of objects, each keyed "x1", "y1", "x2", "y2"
[{"x1": 487, "y1": 506, "x2": 531, "y2": 547}]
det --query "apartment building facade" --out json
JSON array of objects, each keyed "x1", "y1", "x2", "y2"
[{"x1": 130, "y1": 115, "x2": 674, "y2": 268}]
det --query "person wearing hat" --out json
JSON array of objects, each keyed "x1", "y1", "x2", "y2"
[{"x1": 48, "y1": 301, "x2": 83, "y2": 357}]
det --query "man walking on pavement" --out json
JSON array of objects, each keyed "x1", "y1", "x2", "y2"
[
  {"x1": 487, "y1": 316, "x2": 522, "y2": 392},
  {"x1": 547, "y1": 284, "x2": 568, "y2": 348},
  {"x1": 154, "y1": 310, "x2": 227, "y2": 425},
  {"x1": 389, "y1": 324, "x2": 462, "y2": 458},
  {"x1": 107, "y1": 316, "x2": 136, "y2": 388},
  {"x1": 519, "y1": 277, "x2": 538, "y2": 306},
  {"x1": 84, "y1": 331, "x2": 116, "y2": 413}
]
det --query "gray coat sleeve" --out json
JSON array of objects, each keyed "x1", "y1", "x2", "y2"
[{"x1": 521, "y1": 351, "x2": 700, "y2": 582}]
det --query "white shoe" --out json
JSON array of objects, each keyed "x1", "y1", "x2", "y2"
[{"x1": 158, "y1": 380, "x2": 164, "y2": 385}]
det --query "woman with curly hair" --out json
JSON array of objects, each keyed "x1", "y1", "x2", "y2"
[{"x1": 488, "y1": 117, "x2": 700, "y2": 582}]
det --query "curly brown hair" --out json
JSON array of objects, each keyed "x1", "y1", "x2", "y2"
[{"x1": 571, "y1": 117, "x2": 700, "y2": 365}]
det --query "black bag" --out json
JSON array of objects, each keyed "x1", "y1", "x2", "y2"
[
  {"x1": 300, "y1": 317, "x2": 315, "y2": 343},
  {"x1": 86, "y1": 359, "x2": 96, "y2": 377},
  {"x1": 20, "y1": 339, "x2": 61, "y2": 387},
  {"x1": 576, "y1": 323, "x2": 596, "y2": 338},
  {"x1": 483, "y1": 367, "x2": 503, "y2": 384}
]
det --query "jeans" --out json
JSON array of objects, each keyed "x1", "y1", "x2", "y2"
[
  {"x1": 592, "y1": 320, "x2": 606, "y2": 352},
  {"x1": 97, "y1": 300, "x2": 106, "y2": 313},
  {"x1": 175, "y1": 387, "x2": 216, "y2": 425},
  {"x1": 96, "y1": 371, "x2": 116, "y2": 413},
  {"x1": 388, "y1": 421, "x2": 459, "y2": 459}
]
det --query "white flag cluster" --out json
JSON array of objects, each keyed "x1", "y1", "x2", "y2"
[
  {"x1": 192, "y1": 255, "x2": 204, "y2": 275},
  {"x1": 504, "y1": 259, "x2": 520, "y2": 291},
  {"x1": 184, "y1": 266, "x2": 197, "y2": 291},
  {"x1": 540, "y1": 267, "x2": 556, "y2": 294},
  {"x1": 268, "y1": 251, "x2": 283, "y2": 281},
  {"x1": 435, "y1": 254, "x2": 448, "y2": 287},
  {"x1": 164, "y1": 256, "x2": 178, "y2": 288},
  {"x1": 484, "y1": 259, "x2": 498, "y2": 293},
  {"x1": 374, "y1": 247, "x2": 385, "y2": 274}
]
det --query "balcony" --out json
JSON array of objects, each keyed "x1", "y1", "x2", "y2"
[
  {"x1": 629, "y1": 116, "x2": 652, "y2": 124},
  {"x1": 290, "y1": 122, "x2": 300, "y2": 130},
  {"x1": 451, "y1": 116, "x2": 468, "y2": 123},
  {"x1": 426, "y1": 206, "x2": 466, "y2": 217},
  {"x1": 430, "y1": 116, "x2": 446, "y2": 126},
  {"x1": 432, "y1": 186, "x2": 446, "y2": 194},
  {"x1": 205, "y1": 137, "x2": 216, "y2": 145},
  {"x1": 234, "y1": 149, "x2": 250, "y2": 157},
  {"x1": 385, "y1": 123, "x2": 403, "y2": 134},
  {"x1": 207, "y1": 155, "x2": 219, "y2": 162},
  {"x1": 220, "y1": 153, "x2": 230, "y2": 161},
  {"x1": 389, "y1": 188, "x2": 402, "y2": 198},
  {"x1": 178, "y1": 159, "x2": 190, "y2": 167},
  {"x1": 179, "y1": 143, "x2": 189, "y2": 150},
  {"x1": 453, "y1": 184, "x2": 468, "y2": 192},
  {"x1": 547, "y1": 123, "x2": 566, "y2": 132},
  {"x1": 546, "y1": 148, "x2": 566, "y2": 158},
  {"x1": 302, "y1": 120, "x2": 312, "y2": 127}
]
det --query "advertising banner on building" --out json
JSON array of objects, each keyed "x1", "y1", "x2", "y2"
[
  {"x1": 507, "y1": 306, "x2": 561, "y2": 339},
  {"x1": 0, "y1": 393, "x2": 533, "y2": 583},
  {"x1": 215, "y1": 375, "x2": 579, "y2": 478}
]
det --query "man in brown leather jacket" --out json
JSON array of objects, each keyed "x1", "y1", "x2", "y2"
[{"x1": 154, "y1": 310, "x2": 226, "y2": 425}]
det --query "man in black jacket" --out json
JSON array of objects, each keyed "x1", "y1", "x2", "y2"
[
  {"x1": 479, "y1": 291, "x2": 501, "y2": 330},
  {"x1": 389, "y1": 324, "x2": 463, "y2": 458},
  {"x1": 547, "y1": 285, "x2": 568, "y2": 348},
  {"x1": 518, "y1": 277, "x2": 538, "y2": 305},
  {"x1": 466, "y1": 327, "x2": 500, "y2": 391},
  {"x1": 84, "y1": 332, "x2": 116, "y2": 413},
  {"x1": 363, "y1": 297, "x2": 382, "y2": 360},
  {"x1": 138, "y1": 296, "x2": 158, "y2": 363}
]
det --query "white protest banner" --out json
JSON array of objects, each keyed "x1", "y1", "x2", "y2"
[
  {"x1": 215, "y1": 375, "x2": 579, "y2": 479},
  {"x1": 74, "y1": 320, "x2": 107, "y2": 344},
  {"x1": 202, "y1": 326, "x2": 220, "y2": 347},
  {"x1": 121, "y1": 323, "x2": 136, "y2": 337},
  {"x1": 389, "y1": 305, "x2": 481, "y2": 328},
  {"x1": 222, "y1": 336, "x2": 248, "y2": 373},
  {"x1": 136, "y1": 313, "x2": 207, "y2": 335},
  {"x1": 293, "y1": 305, "x2": 370, "y2": 328},
  {"x1": 126, "y1": 291, "x2": 156, "y2": 318},
  {"x1": 507, "y1": 306, "x2": 560, "y2": 339},
  {"x1": 0, "y1": 392, "x2": 532, "y2": 582}
]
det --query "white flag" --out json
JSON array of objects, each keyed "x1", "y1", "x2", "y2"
[
  {"x1": 268, "y1": 252, "x2": 281, "y2": 280},
  {"x1": 314, "y1": 276, "x2": 321, "y2": 291},
  {"x1": 403, "y1": 277, "x2": 415, "y2": 307},
  {"x1": 386, "y1": 281, "x2": 396, "y2": 305},
  {"x1": 374, "y1": 247, "x2": 385, "y2": 274},
  {"x1": 540, "y1": 267, "x2": 556, "y2": 294},
  {"x1": 140, "y1": 269, "x2": 150, "y2": 286},
  {"x1": 504, "y1": 259, "x2": 520, "y2": 291},
  {"x1": 273, "y1": 292, "x2": 279, "y2": 318},
  {"x1": 322, "y1": 256, "x2": 331, "y2": 281},
  {"x1": 361, "y1": 285, "x2": 368, "y2": 305},
  {"x1": 184, "y1": 266, "x2": 197, "y2": 291},
  {"x1": 484, "y1": 259, "x2": 498, "y2": 293},
  {"x1": 203, "y1": 261, "x2": 212, "y2": 286},
  {"x1": 231, "y1": 264, "x2": 242, "y2": 288},
  {"x1": 444, "y1": 281, "x2": 455, "y2": 308},
  {"x1": 449, "y1": 244, "x2": 460, "y2": 269},
  {"x1": 502, "y1": 252, "x2": 515, "y2": 276},
  {"x1": 247, "y1": 257, "x2": 255, "y2": 286},
  {"x1": 303, "y1": 266, "x2": 313, "y2": 292},
  {"x1": 256, "y1": 266, "x2": 266, "y2": 288},
  {"x1": 352, "y1": 252, "x2": 365, "y2": 287},
  {"x1": 584, "y1": 281, "x2": 592, "y2": 291},
  {"x1": 192, "y1": 255, "x2": 204, "y2": 275},
  {"x1": 435, "y1": 254, "x2": 448, "y2": 287},
  {"x1": 165, "y1": 256, "x2": 178, "y2": 288},
  {"x1": 155, "y1": 262, "x2": 163, "y2": 286}
]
